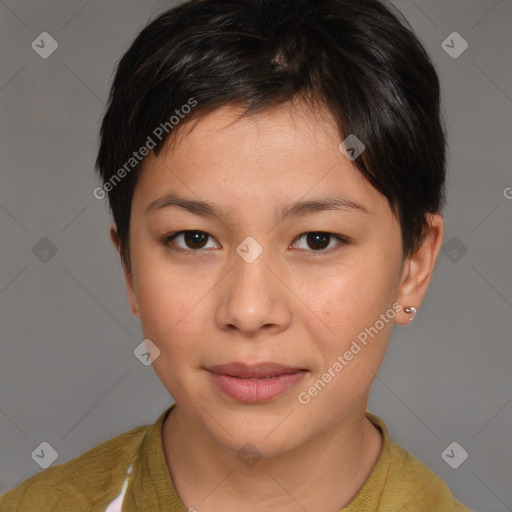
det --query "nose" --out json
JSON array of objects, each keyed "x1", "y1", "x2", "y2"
[{"x1": 214, "y1": 248, "x2": 292, "y2": 337}]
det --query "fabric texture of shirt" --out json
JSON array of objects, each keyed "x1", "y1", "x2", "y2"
[{"x1": 0, "y1": 403, "x2": 474, "y2": 511}]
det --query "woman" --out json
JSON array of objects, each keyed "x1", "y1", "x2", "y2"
[{"x1": 0, "y1": 0, "x2": 473, "y2": 510}]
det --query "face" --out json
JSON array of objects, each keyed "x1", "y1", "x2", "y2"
[{"x1": 116, "y1": 101, "x2": 421, "y2": 457}]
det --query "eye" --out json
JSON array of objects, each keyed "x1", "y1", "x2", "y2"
[
  {"x1": 164, "y1": 231, "x2": 220, "y2": 252},
  {"x1": 292, "y1": 232, "x2": 348, "y2": 253},
  {"x1": 163, "y1": 230, "x2": 348, "y2": 255}
]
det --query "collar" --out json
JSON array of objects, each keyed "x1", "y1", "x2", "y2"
[{"x1": 124, "y1": 404, "x2": 391, "y2": 511}]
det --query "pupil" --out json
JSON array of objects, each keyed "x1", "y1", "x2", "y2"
[
  {"x1": 307, "y1": 232, "x2": 329, "y2": 250},
  {"x1": 185, "y1": 231, "x2": 207, "y2": 249}
]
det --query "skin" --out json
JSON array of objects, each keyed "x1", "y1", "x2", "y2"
[{"x1": 110, "y1": 100, "x2": 444, "y2": 512}]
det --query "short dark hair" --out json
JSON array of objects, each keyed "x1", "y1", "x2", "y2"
[{"x1": 95, "y1": 0, "x2": 446, "y2": 270}]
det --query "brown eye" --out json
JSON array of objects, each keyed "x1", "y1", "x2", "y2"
[
  {"x1": 183, "y1": 231, "x2": 208, "y2": 249},
  {"x1": 306, "y1": 232, "x2": 330, "y2": 250},
  {"x1": 293, "y1": 232, "x2": 348, "y2": 252},
  {"x1": 165, "y1": 231, "x2": 220, "y2": 252}
]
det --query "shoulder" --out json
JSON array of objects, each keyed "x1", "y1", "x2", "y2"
[
  {"x1": 0, "y1": 424, "x2": 149, "y2": 512},
  {"x1": 384, "y1": 438, "x2": 474, "y2": 511},
  {"x1": 366, "y1": 413, "x2": 474, "y2": 511}
]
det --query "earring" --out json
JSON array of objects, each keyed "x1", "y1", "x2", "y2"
[{"x1": 404, "y1": 306, "x2": 417, "y2": 321}]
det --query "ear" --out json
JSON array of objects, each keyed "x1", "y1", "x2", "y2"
[
  {"x1": 110, "y1": 223, "x2": 140, "y2": 318},
  {"x1": 395, "y1": 214, "x2": 444, "y2": 325}
]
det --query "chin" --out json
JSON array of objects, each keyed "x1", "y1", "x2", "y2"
[
  {"x1": 203, "y1": 410, "x2": 306, "y2": 459},
  {"x1": 222, "y1": 431, "x2": 298, "y2": 461}
]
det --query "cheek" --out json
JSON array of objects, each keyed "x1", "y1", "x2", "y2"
[
  {"x1": 301, "y1": 257, "x2": 399, "y2": 363},
  {"x1": 300, "y1": 262, "x2": 391, "y2": 327},
  {"x1": 132, "y1": 251, "x2": 209, "y2": 351}
]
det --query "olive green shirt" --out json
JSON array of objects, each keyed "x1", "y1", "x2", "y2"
[{"x1": 0, "y1": 403, "x2": 473, "y2": 511}]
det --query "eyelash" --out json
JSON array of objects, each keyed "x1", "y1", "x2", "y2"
[{"x1": 162, "y1": 231, "x2": 350, "y2": 256}]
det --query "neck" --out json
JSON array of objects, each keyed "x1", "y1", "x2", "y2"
[{"x1": 162, "y1": 403, "x2": 382, "y2": 512}]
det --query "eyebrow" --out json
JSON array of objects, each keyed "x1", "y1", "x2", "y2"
[{"x1": 145, "y1": 192, "x2": 369, "y2": 222}]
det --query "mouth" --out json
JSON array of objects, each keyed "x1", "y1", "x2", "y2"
[{"x1": 206, "y1": 362, "x2": 308, "y2": 403}]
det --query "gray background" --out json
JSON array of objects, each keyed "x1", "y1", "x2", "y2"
[{"x1": 0, "y1": 1, "x2": 511, "y2": 510}]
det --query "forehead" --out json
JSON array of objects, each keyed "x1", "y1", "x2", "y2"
[
  {"x1": 170, "y1": 101, "x2": 348, "y2": 162},
  {"x1": 133, "y1": 101, "x2": 385, "y2": 215}
]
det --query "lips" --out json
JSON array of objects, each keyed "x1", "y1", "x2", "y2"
[
  {"x1": 206, "y1": 362, "x2": 308, "y2": 403},
  {"x1": 207, "y1": 362, "x2": 304, "y2": 379}
]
